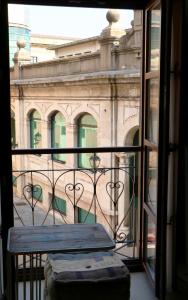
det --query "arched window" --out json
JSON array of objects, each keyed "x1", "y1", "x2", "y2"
[
  {"x1": 30, "y1": 110, "x2": 42, "y2": 149},
  {"x1": 78, "y1": 114, "x2": 97, "y2": 168},
  {"x1": 51, "y1": 112, "x2": 66, "y2": 162}
]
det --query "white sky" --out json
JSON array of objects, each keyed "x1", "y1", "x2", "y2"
[{"x1": 10, "y1": 5, "x2": 133, "y2": 38}]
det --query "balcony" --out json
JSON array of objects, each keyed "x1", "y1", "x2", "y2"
[{"x1": 7, "y1": 146, "x2": 153, "y2": 299}]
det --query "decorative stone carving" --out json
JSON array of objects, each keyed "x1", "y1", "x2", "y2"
[
  {"x1": 13, "y1": 38, "x2": 31, "y2": 65},
  {"x1": 124, "y1": 107, "x2": 138, "y2": 122},
  {"x1": 87, "y1": 104, "x2": 100, "y2": 117}
]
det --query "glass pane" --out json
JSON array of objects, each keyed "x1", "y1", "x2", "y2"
[
  {"x1": 148, "y1": 5, "x2": 161, "y2": 71},
  {"x1": 145, "y1": 214, "x2": 156, "y2": 280},
  {"x1": 78, "y1": 114, "x2": 97, "y2": 168},
  {"x1": 147, "y1": 78, "x2": 159, "y2": 143},
  {"x1": 79, "y1": 114, "x2": 97, "y2": 127},
  {"x1": 85, "y1": 127, "x2": 97, "y2": 147},
  {"x1": 30, "y1": 110, "x2": 42, "y2": 149},
  {"x1": 32, "y1": 110, "x2": 41, "y2": 119},
  {"x1": 51, "y1": 112, "x2": 66, "y2": 162},
  {"x1": 146, "y1": 150, "x2": 158, "y2": 213}
]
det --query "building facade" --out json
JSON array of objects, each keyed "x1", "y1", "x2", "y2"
[{"x1": 10, "y1": 9, "x2": 142, "y2": 256}]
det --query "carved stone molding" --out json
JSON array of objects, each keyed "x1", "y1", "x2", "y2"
[
  {"x1": 124, "y1": 106, "x2": 138, "y2": 123},
  {"x1": 87, "y1": 103, "x2": 100, "y2": 117}
]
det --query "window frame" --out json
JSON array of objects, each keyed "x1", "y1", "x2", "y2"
[
  {"x1": 0, "y1": 0, "x2": 172, "y2": 298},
  {"x1": 141, "y1": 0, "x2": 172, "y2": 298}
]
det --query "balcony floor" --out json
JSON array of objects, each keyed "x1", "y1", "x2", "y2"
[
  {"x1": 130, "y1": 272, "x2": 157, "y2": 300},
  {"x1": 17, "y1": 272, "x2": 157, "y2": 300},
  {"x1": 131, "y1": 273, "x2": 188, "y2": 300}
]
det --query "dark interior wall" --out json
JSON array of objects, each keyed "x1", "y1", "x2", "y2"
[
  {"x1": 176, "y1": 0, "x2": 188, "y2": 293},
  {"x1": 0, "y1": 0, "x2": 14, "y2": 291}
]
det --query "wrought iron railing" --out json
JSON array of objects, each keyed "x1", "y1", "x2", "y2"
[{"x1": 11, "y1": 146, "x2": 141, "y2": 300}]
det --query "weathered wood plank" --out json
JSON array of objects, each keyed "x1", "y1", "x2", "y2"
[{"x1": 7, "y1": 224, "x2": 115, "y2": 254}]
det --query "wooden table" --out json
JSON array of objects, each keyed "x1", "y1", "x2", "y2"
[
  {"x1": 7, "y1": 224, "x2": 115, "y2": 300},
  {"x1": 7, "y1": 223, "x2": 115, "y2": 254}
]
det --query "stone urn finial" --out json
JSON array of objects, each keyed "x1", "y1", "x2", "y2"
[
  {"x1": 13, "y1": 38, "x2": 30, "y2": 65},
  {"x1": 100, "y1": 9, "x2": 125, "y2": 39},
  {"x1": 106, "y1": 9, "x2": 120, "y2": 25},
  {"x1": 17, "y1": 38, "x2": 26, "y2": 50}
]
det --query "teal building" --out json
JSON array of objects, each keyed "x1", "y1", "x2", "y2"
[{"x1": 8, "y1": 4, "x2": 30, "y2": 66}]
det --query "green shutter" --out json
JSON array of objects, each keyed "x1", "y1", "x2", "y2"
[
  {"x1": 51, "y1": 118, "x2": 56, "y2": 160},
  {"x1": 12, "y1": 175, "x2": 17, "y2": 187},
  {"x1": 11, "y1": 117, "x2": 16, "y2": 146},
  {"x1": 78, "y1": 127, "x2": 87, "y2": 167},
  {"x1": 85, "y1": 127, "x2": 97, "y2": 168},
  {"x1": 78, "y1": 207, "x2": 95, "y2": 224},
  {"x1": 30, "y1": 119, "x2": 35, "y2": 148},
  {"x1": 30, "y1": 110, "x2": 42, "y2": 149},
  {"x1": 52, "y1": 196, "x2": 66, "y2": 215},
  {"x1": 60, "y1": 123, "x2": 66, "y2": 162},
  {"x1": 61, "y1": 126, "x2": 66, "y2": 135},
  {"x1": 32, "y1": 185, "x2": 43, "y2": 202},
  {"x1": 34, "y1": 120, "x2": 37, "y2": 129},
  {"x1": 86, "y1": 127, "x2": 97, "y2": 147}
]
